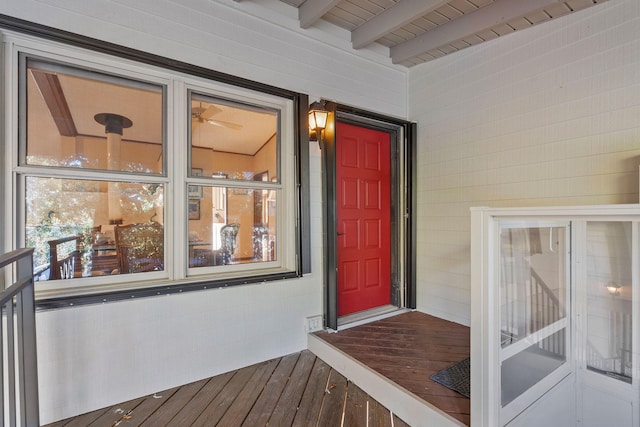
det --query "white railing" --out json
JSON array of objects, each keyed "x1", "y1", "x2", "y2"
[{"x1": 0, "y1": 248, "x2": 39, "y2": 427}]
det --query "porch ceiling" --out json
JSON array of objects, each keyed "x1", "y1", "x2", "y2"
[{"x1": 265, "y1": 0, "x2": 609, "y2": 67}]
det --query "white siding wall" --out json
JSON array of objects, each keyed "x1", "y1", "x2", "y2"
[
  {"x1": 410, "y1": 0, "x2": 640, "y2": 325},
  {"x1": 0, "y1": 0, "x2": 407, "y2": 423}
]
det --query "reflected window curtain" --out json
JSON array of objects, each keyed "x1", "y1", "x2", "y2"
[
  {"x1": 501, "y1": 228, "x2": 534, "y2": 344},
  {"x1": 528, "y1": 228, "x2": 542, "y2": 255}
]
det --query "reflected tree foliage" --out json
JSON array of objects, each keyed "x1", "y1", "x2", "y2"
[{"x1": 25, "y1": 155, "x2": 163, "y2": 274}]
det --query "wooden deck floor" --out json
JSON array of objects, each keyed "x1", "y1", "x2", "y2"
[
  {"x1": 44, "y1": 350, "x2": 411, "y2": 427},
  {"x1": 45, "y1": 311, "x2": 469, "y2": 427},
  {"x1": 313, "y1": 311, "x2": 471, "y2": 426}
]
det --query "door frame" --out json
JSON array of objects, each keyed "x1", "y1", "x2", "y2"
[{"x1": 320, "y1": 101, "x2": 416, "y2": 330}]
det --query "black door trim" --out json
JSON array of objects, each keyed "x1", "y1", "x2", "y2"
[{"x1": 321, "y1": 101, "x2": 416, "y2": 330}]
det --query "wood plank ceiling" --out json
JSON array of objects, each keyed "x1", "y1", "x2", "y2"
[{"x1": 271, "y1": 0, "x2": 609, "y2": 67}]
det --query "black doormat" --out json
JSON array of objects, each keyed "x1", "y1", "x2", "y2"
[{"x1": 429, "y1": 357, "x2": 470, "y2": 398}]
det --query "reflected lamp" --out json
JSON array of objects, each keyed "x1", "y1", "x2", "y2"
[{"x1": 606, "y1": 282, "x2": 621, "y2": 296}]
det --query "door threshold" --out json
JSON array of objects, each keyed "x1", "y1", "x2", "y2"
[{"x1": 337, "y1": 305, "x2": 409, "y2": 331}]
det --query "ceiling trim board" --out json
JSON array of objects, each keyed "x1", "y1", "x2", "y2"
[
  {"x1": 30, "y1": 69, "x2": 78, "y2": 137},
  {"x1": 352, "y1": 0, "x2": 450, "y2": 49},
  {"x1": 299, "y1": 0, "x2": 342, "y2": 29},
  {"x1": 390, "y1": 0, "x2": 564, "y2": 64}
]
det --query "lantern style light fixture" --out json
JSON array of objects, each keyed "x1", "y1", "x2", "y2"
[{"x1": 308, "y1": 101, "x2": 328, "y2": 148}]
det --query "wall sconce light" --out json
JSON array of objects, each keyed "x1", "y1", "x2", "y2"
[
  {"x1": 308, "y1": 101, "x2": 328, "y2": 148},
  {"x1": 606, "y1": 282, "x2": 621, "y2": 296}
]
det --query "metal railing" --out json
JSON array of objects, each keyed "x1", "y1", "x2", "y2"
[
  {"x1": 0, "y1": 248, "x2": 39, "y2": 427},
  {"x1": 529, "y1": 268, "x2": 564, "y2": 357},
  {"x1": 501, "y1": 262, "x2": 564, "y2": 358},
  {"x1": 586, "y1": 304, "x2": 633, "y2": 383},
  {"x1": 505, "y1": 264, "x2": 632, "y2": 377}
]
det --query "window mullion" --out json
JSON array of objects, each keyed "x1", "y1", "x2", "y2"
[{"x1": 169, "y1": 80, "x2": 187, "y2": 279}]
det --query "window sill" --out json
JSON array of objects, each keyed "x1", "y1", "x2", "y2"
[{"x1": 35, "y1": 270, "x2": 300, "y2": 311}]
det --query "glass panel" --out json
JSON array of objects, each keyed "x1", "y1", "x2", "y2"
[
  {"x1": 188, "y1": 185, "x2": 277, "y2": 268},
  {"x1": 500, "y1": 227, "x2": 567, "y2": 347},
  {"x1": 25, "y1": 59, "x2": 164, "y2": 173},
  {"x1": 501, "y1": 329, "x2": 567, "y2": 406},
  {"x1": 26, "y1": 177, "x2": 164, "y2": 280},
  {"x1": 190, "y1": 93, "x2": 278, "y2": 182},
  {"x1": 586, "y1": 221, "x2": 632, "y2": 383}
]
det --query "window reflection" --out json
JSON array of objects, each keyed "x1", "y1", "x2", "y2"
[
  {"x1": 188, "y1": 185, "x2": 277, "y2": 268},
  {"x1": 190, "y1": 92, "x2": 278, "y2": 183},
  {"x1": 25, "y1": 59, "x2": 164, "y2": 173},
  {"x1": 188, "y1": 91, "x2": 280, "y2": 270},
  {"x1": 500, "y1": 227, "x2": 567, "y2": 347},
  {"x1": 26, "y1": 177, "x2": 164, "y2": 280},
  {"x1": 586, "y1": 221, "x2": 633, "y2": 382},
  {"x1": 13, "y1": 46, "x2": 298, "y2": 296}
]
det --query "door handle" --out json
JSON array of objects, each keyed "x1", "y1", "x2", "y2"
[{"x1": 337, "y1": 232, "x2": 345, "y2": 236}]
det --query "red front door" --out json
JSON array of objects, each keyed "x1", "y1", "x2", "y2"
[{"x1": 336, "y1": 122, "x2": 391, "y2": 316}]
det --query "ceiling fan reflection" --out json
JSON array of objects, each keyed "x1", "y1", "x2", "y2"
[{"x1": 192, "y1": 104, "x2": 243, "y2": 131}]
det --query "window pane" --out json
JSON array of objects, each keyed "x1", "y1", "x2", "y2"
[
  {"x1": 586, "y1": 221, "x2": 632, "y2": 382},
  {"x1": 501, "y1": 329, "x2": 567, "y2": 406},
  {"x1": 26, "y1": 177, "x2": 164, "y2": 280},
  {"x1": 26, "y1": 59, "x2": 164, "y2": 173},
  {"x1": 188, "y1": 185, "x2": 277, "y2": 268},
  {"x1": 500, "y1": 227, "x2": 567, "y2": 347},
  {"x1": 190, "y1": 93, "x2": 278, "y2": 182}
]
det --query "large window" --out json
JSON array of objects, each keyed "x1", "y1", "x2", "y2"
[
  {"x1": 187, "y1": 92, "x2": 283, "y2": 271},
  {"x1": 23, "y1": 58, "x2": 166, "y2": 284},
  {"x1": 3, "y1": 31, "x2": 304, "y2": 299}
]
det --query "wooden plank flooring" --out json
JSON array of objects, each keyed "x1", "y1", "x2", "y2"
[
  {"x1": 44, "y1": 350, "x2": 410, "y2": 427},
  {"x1": 313, "y1": 311, "x2": 471, "y2": 426},
  {"x1": 44, "y1": 311, "x2": 468, "y2": 427}
]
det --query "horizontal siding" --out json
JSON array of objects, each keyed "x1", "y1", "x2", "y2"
[
  {"x1": 1, "y1": 0, "x2": 406, "y2": 117},
  {"x1": 0, "y1": 0, "x2": 407, "y2": 424},
  {"x1": 410, "y1": 0, "x2": 640, "y2": 325}
]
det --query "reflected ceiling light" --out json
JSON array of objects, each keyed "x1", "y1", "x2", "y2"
[
  {"x1": 606, "y1": 282, "x2": 621, "y2": 296},
  {"x1": 94, "y1": 113, "x2": 133, "y2": 135},
  {"x1": 308, "y1": 101, "x2": 328, "y2": 148},
  {"x1": 95, "y1": 113, "x2": 133, "y2": 225}
]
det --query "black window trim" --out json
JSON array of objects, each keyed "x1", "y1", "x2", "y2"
[{"x1": 0, "y1": 14, "x2": 311, "y2": 310}]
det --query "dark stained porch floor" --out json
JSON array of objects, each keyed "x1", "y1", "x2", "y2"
[
  {"x1": 313, "y1": 311, "x2": 471, "y2": 426},
  {"x1": 44, "y1": 350, "x2": 411, "y2": 427}
]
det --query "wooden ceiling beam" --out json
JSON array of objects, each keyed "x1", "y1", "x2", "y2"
[
  {"x1": 390, "y1": 0, "x2": 564, "y2": 64},
  {"x1": 299, "y1": 0, "x2": 342, "y2": 29},
  {"x1": 30, "y1": 70, "x2": 77, "y2": 137},
  {"x1": 351, "y1": 0, "x2": 450, "y2": 49}
]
